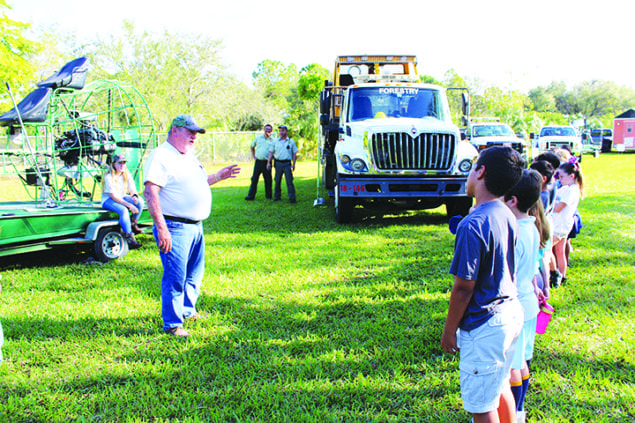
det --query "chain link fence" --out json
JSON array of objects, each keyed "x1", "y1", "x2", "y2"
[{"x1": 157, "y1": 131, "x2": 259, "y2": 166}]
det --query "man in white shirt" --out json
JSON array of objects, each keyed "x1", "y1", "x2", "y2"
[{"x1": 144, "y1": 115, "x2": 240, "y2": 337}]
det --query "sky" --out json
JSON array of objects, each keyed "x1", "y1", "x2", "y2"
[{"x1": 7, "y1": 0, "x2": 633, "y2": 93}]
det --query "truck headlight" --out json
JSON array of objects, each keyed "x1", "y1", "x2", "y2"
[
  {"x1": 350, "y1": 159, "x2": 367, "y2": 171},
  {"x1": 339, "y1": 155, "x2": 368, "y2": 172},
  {"x1": 458, "y1": 159, "x2": 473, "y2": 173}
]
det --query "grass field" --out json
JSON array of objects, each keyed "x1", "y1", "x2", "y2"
[{"x1": 0, "y1": 153, "x2": 634, "y2": 422}]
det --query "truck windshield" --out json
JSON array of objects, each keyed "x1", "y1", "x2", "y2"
[
  {"x1": 473, "y1": 124, "x2": 515, "y2": 137},
  {"x1": 540, "y1": 127, "x2": 576, "y2": 137},
  {"x1": 347, "y1": 87, "x2": 448, "y2": 122}
]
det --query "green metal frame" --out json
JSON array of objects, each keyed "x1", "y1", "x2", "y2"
[
  {"x1": 0, "y1": 79, "x2": 156, "y2": 258},
  {"x1": 1, "y1": 79, "x2": 156, "y2": 206}
]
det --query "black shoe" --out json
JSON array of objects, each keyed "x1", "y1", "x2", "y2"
[
  {"x1": 550, "y1": 270, "x2": 562, "y2": 289},
  {"x1": 244, "y1": 196, "x2": 254, "y2": 201},
  {"x1": 124, "y1": 233, "x2": 142, "y2": 250},
  {"x1": 266, "y1": 196, "x2": 272, "y2": 200},
  {"x1": 289, "y1": 199, "x2": 296, "y2": 204},
  {"x1": 273, "y1": 198, "x2": 280, "y2": 202}
]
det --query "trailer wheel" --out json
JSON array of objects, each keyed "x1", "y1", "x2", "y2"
[
  {"x1": 95, "y1": 228, "x2": 129, "y2": 263},
  {"x1": 335, "y1": 176, "x2": 353, "y2": 224}
]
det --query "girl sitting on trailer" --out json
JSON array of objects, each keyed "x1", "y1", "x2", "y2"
[{"x1": 101, "y1": 154, "x2": 144, "y2": 249}]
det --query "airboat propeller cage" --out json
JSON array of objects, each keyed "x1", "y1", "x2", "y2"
[{"x1": 1, "y1": 57, "x2": 156, "y2": 206}]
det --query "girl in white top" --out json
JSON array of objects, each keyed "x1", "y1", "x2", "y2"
[
  {"x1": 552, "y1": 161, "x2": 584, "y2": 281},
  {"x1": 101, "y1": 154, "x2": 144, "y2": 248}
]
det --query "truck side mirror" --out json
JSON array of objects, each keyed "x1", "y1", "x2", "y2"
[{"x1": 461, "y1": 92, "x2": 470, "y2": 117}]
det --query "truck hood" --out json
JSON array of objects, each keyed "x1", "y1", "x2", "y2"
[{"x1": 347, "y1": 117, "x2": 457, "y2": 135}]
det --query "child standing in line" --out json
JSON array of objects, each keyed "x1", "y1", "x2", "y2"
[
  {"x1": 528, "y1": 200, "x2": 552, "y2": 298},
  {"x1": 441, "y1": 146, "x2": 526, "y2": 423},
  {"x1": 504, "y1": 170, "x2": 545, "y2": 423},
  {"x1": 532, "y1": 152, "x2": 563, "y2": 288},
  {"x1": 529, "y1": 160, "x2": 556, "y2": 293},
  {"x1": 552, "y1": 162, "x2": 584, "y2": 285}
]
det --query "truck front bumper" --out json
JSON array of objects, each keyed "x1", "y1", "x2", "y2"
[{"x1": 338, "y1": 175, "x2": 468, "y2": 198}]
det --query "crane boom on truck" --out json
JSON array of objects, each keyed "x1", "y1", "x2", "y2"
[{"x1": 318, "y1": 55, "x2": 477, "y2": 223}]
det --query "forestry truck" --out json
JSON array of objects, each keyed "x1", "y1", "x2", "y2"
[{"x1": 318, "y1": 55, "x2": 477, "y2": 223}]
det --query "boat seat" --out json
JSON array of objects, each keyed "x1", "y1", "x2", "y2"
[
  {"x1": 37, "y1": 57, "x2": 89, "y2": 90},
  {"x1": 0, "y1": 87, "x2": 52, "y2": 126}
]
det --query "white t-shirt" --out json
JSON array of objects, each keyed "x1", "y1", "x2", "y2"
[
  {"x1": 552, "y1": 183, "x2": 580, "y2": 237},
  {"x1": 516, "y1": 217, "x2": 540, "y2": 321},
  {"x1": 143, "y1": 142, "x2": 212, "y2": 221},
  {"x1": 101, "y1": 171, "x2": 136, "y2": 205}
]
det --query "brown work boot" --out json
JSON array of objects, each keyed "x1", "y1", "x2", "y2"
[
  {"x1": 131, "y1": 218, "x2": 143, "y2": 235},
  {"x1": 124, "y1": 233, "x2": 142, "y2": 249}
]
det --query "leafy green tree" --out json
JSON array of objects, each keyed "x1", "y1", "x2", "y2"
[
  {"x1": 252, "y1": 59, "x2": 298, "y2": 110},
  {"x1": 420, "y1": 75, "x2": 442, "y2": 85},
  {"x1": 85, "y1": 21, "x2": 241, "y2": 131},
  {"x1": 297, "y1": 63, "x2": 329, "y2": 101},
  {"x1": 528, "y1": 86, "x2": 557, "y2": 113},
  {"x1": 0, "y1": 1, "x2": 39, "y2": 110}
]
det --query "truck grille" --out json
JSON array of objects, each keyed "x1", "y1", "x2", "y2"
[{"x1": 370, "y1": 132, "x2": 455, "y2": 171}]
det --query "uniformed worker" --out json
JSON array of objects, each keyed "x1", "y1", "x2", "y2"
[
  {"x1": 245, "y1": 124, "x2": 273, "y2": 201},
  {"x1": 267, "y1": 125, "x2": 298, "y2": 203}
]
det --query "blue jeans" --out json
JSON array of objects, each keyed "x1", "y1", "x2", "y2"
[
  {"x1": 102, "y1": 195, "x2": 144, "y2": 234},
  {"x1": 154, "y1": 220, "x2": 205, "y2": 331},
  {"x1": 274, "y1": 161, "x2": 295, "y2": 201}
]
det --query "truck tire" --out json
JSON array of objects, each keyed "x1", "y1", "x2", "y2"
[
  {"x1": 445, "y1": 197, "x2": 472, "y2": 218},
  {"x1": 601, "y1": 140, "x2": 612, "y2": 153},
  {"x1": 95, "y1": 228, "x2": 129, "y2": 263},
  {"x1": 335, "y1": 176, "x2": 354, "y2": 223}
]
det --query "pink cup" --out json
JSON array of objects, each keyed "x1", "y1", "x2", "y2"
[{"x1": 536, "y1": 302, "x2": 554, "y2": 334}]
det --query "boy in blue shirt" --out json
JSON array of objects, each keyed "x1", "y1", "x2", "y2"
[{"x1": 441, "y1": 146, "x2": 525, "y2": 423}]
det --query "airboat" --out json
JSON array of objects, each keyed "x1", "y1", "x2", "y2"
[{"x1": 0, "y1": 57, "x2": 156, "y2": 262}]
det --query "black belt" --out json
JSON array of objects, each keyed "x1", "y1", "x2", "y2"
[
  {"x1": 275, "y1": 159, "x2": 290, "y2": 163},
  {"x1": 163, "y1": 215, "x2": 201, "y2": 225}
]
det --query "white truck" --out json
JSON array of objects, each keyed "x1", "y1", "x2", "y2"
[
  {"x1": 533, "y1": 125, "x2": 583, "y2": 160},
  {"x1": 467, "y1": 118, "x2": 529, "y2": 163},
  {"x1": 318, "y1": 55, "x2": 477, "y2": 223}
]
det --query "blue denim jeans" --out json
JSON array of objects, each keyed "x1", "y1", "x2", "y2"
[
  {"x1": 102, "y1": 195, "x2": 144, "y2": 234},
  {"x1": 274, "y1": 161, "x2": 295, "y2": 201},
  {"x1": 154, "y1": 220, "x2": 205, "y2": 331}
]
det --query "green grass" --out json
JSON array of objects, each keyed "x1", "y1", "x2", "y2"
[{"x1": 1, "y1": 154, "x2": 634, "y2": 422}]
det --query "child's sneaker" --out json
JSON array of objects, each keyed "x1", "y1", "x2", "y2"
[{"x1": 516, "y1": 410, "x2": 526, "y2": 423}]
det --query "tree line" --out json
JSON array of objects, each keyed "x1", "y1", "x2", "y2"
[{"x1": 2, "y1": 3, "x2": 635, "y2": 158}]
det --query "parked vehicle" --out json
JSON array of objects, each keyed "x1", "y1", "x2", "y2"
[
  {"x1": 591, "y1": 128, "x2": 613, "y2": 153},
  {"x1": 581, "y1": 131, "x2": 601, "y2": 157},
  {"x1": 317, "y1": 55, "x2": 477, "y2": 223},
  {"x1": 532, "y1": 125, "x2": 582, "y2": 159},
  {"x1": 467, "y1": 118, "x2": 529, "y2": 163}
]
